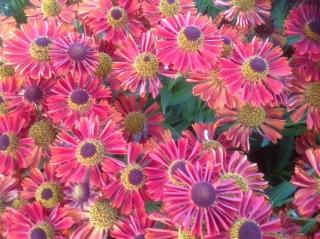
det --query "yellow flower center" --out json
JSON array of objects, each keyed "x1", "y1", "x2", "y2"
[
  {"x1": 0, "y1": 61, "x2": 15, "y2": 80},
  {"x1": 29, "y1": 37, "x2": 52, "y2": 62},
  {"x1": 177, "y1": 26, "x2": 204, "y2": 53},
  {"x1": 11, "y1": 197, "x2": 27, "y2": 210},
  {"x1": 0, "y1": 133, "x2": 19, "y2": 156},
  {"x1": 29, "y1": 119, "x2": 58, "y2": 146},
  {"x1": 241, "y1": 56, "x2": 269, "y2": 83},
  {"x1": 232, "y1": 0, "x2": 256, "y2": 11},
  {"x1": 210, "y1": 69, "x2": 225, "y2": 87},
  {"x1": 239, "y1": 104, "x2": 266, "y2": 127},
  {"x1": 178, "y1": 227, "x2": 197, "y2": 239},
  {"x1": 67, "y1": 89, "x2": 93, "y2": 112},
  {"x1": 41, "y1": 0, "x2": 62, "y2": 17},
  {"x1": 316, "y1": 178, "x2": 320, "y2": 193},
  {"x1": 120, "y1": 164, "x2": 145, "y2": 190},
  {"x1": 168, "y1": 160, "x2": 187, "y2": 186},
  {"x1": 124, "y1": 112, "x2": 146, "y2": 134},
  {"x1": 304, "y1": 20, "x2": 320, "y2": 42},
  {"x1": 107, "y1": 6, "x2": 128, "y2": 28},
  {"x1": 0, "y1": 95, "x2": 8, "y2": 116},
  {"x1": 89, "y1": 199, "x2": 118, "y2": 230},
  {"x1": 0, "y1": 198, "x2": 5, "y2": 215},
  {"x1": 76, "y1": 140, "x2": 105, "y2": 166},
  {"x1": 221, "y1": 173, "x2": 249, "y2": 192},
  {"x1": 35, "y1": 182, "x2": 62, "y2": 208},
  {"x1": 306, "y1": 82, "x2": 320, "y2": 107},
  {"x1": 159, "y1": 0, "x2": 181, "y2": 17},
  {"x1": 95, "y1": 53, "x2": 113, "y2": 77},
  {"x1": 202, "y1": 140, "x2": 222, "y2": 151},
  {"x1": 29, "y1": 222, "x2": 55, "y2": 239},
  {"x1": 134, "y1": 52, "x2": 159, "y2": 77},
  {"x1": 230, "y1": 219, "x2": 262, "y2": 239}
]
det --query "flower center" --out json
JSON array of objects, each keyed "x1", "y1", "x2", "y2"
[
  {"x1": 232, "y1": 0, "x2": 256, "y2": 11},
  {"x1": 306, "y1": 82, "x2": 320, "y2": 107},
  {"x1": 254, "y1": 23, "x2": 274, "y2": 39},
  {"x1": 67, "y1": 89, "x2": 93, "y2": 112},
  {"x1": 0, "y1": 199, "x2": 5, "y2": 214},
  {"x1": 73, "y1": 183, "x2": 90, "y2": 203},
  {"x1": 304, "y1": 20, "x2": 320, "y2": 41},
  {"x1": 177, "y1": 26, "x2": 204, "y2": 53},
  {"x1": 159, "y1": 0, "x2": 180, "y2": 17},
  {"x1": 242, "y1": 56, "x2": 269, "y2": 82},
  {"x1": 29, "y1": 120, "x2": 57, "y2": 146},
  {"x1": 41, "y1": 0, "x2": 62, "y2": 17},
  {"x1": 29, "y1": 222, "x2": 55, "y2": 239},
  {"x1": 0, "y1": 61, "x2": 15, "y2": 80},
  {"x1": 68, "y1": 43, "x2": 88, "y2": 61},
  {"x1": 0, "y1": 133, "x2": 19, "y2": 154},
  {"x1": 89, "y1": 199, "x2": 118, "y2": 230},
  {"x1": 95, "y1": 53, "x2": 113, "y2": 77},
  {"x1": 191, "y1": 181, "x2": 216, "y2": 208},
  {"x1": 121, "y1": 164, "x2": 145, "y2": 190},
  {"x1": 124, "y1": 112, "x2": 146, "y2": 134},
  {"x1": 107, "y1": 6, "x2": 128, "y2": 28},
  {"x1": 11, "y1": 197, "x2": 27, "y2": 210},
  {"x1": 134, "y1": 52, "x2": 159, "y2": 77},
  {"x1": 35, "y1": 182, "x2": 62, "y2": 208},
  {"x1": 230, "y1": 219, "x2": 262, "y2": 239},
  {"x1": 30, "y1": 37, "x2": 52, "y2": 62},
  {"x1": 221, "y1": 36, "x2": 233, "y2": 58},
  {"x1": 76, "y1": 140, "x2": 105, "y2": 166},
  {"x1": 168, "y1": 160, "x2": 188, "y2": 185},
  {"x1": 135, "y1": 235, "x2": 145, "y2": 239},
  {"x1": 239, "y1": 104, "x2": 266, "y2": 127},
  {"x1": 24, "y1": 86, "x2": 43, "y2": 103},
  {"x1": 0, "y1": 96, "x2": 6, "y2": 116},
  {"x1": 202, "y1": 140, "x2": 222, "y2": 151},
  {"x1": 316, "y1": 178, "x2": 320, "y2": 193},
  {"x1": 178, "y1": 228, "x2": 197, "y2": 239},
  {"x1": 221, "y1": 173, "x2": 249, "y2": 192}
]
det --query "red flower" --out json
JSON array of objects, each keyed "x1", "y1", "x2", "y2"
[{"x1": 0, "y1": 77, "x2": 23, "y2": 118}]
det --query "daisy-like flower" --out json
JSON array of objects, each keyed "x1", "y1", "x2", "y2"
[
  {"x1": 216, "y1": 101, "x2": 285, "y2": 152},
  {"x1": 295, "y1": 131, "x2": 319, "y2": 167},
  {"x1": 0, "y1": 113, "x2": 33, "y2": 175},
  {"x1": 51, "y1": 115, "x2": 127, "y2": 186},
  {"x1": 214, "y1": 0, "x2": 271, "y2": 28},
  {"x1": 21, "y1": 164, "x2": 64, "y2": 209},
  {"x1": 292, "y1": 54, "x2": 320, "y2": 82},
  {"x1": 287, "y1": 71, "x2": 320, "y2": 131},
  {"x1": 3, "y1": 20, "x2": 62, "y2": 78},
  {"x1": 292, "y1": 149, "x2": 320, "y2": 217},
  {"x1": 114, "y1": 31, "x2": 176, "y2": 98},
  {"x1": 0, "y1": 176, "x2": 17, "y2": 216},
  {"x1": 6, "y1": 202, "x2": 74, "y2": 239},
  {"x1": 102, "y1": 143, "x2": 150, "y2": 215},
  {"x1": 114, "y1": 94, "x2": 165, "y2": 142},
  {"x1": 50, "y1": 32, "x2": 99, "y2": 77},
  {"x1": 163, "y1": 160, "x2": 241, "y2": 236},
  {"x1": 47, "y1": 74, "x2": 111, "y2": 127},
  {"x1": 187, "y1": 63, "x2": 239, "y2": 110},
  {"x1": 218, "y1": 25, "x2": 240, "y2": 58},
  {"x1": 220, "y1": 38, "x2": 292, "y2": 106},
  {"x1": 0, "y1": 77, "x2": 23, "y2": 118},
  {"x1": 155, "y1": 12, "x2": 223, "y2": 73},
  {"x1": 142, "y1": 0, "x2": 196, "y2": 27},
  {"x1": 79, "y1": 0, "x2": 144, "y2": 42},
  {"x1": 285, "y1": 4, "x2": 320, "y2": 60},
  {"x1": 207, "y1": 190, "x2": 281, "y2": 239}
]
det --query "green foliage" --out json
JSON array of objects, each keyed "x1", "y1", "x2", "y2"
[
  {"x1": 196, "y1": 0, "x2": 220, "y2": 17},
  {"x1": 267, "y1": 181, "x2": 296, "y2": 207},
  {"x1": 1, "y1": 0, "x2": 28, "y2": 23}
]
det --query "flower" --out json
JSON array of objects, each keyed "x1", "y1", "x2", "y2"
[
  {"x1": 114, "y1": 93, "x2": 165, "y2": 142},
  {"x1": 295, "y1": 131, "x2": 320, "y2": 167},
  {"x1": 218, "y1": 25, "x2": 240, "y2": 58},
  {"x1": 142, "y1": 0, "x2": 196, "y2": 27},
  {"x1": 292, "y1": 54, "x2": 320, "y2": 82},
  {"x1": 163, "y1": 160, "x2": 241, "y2": 236},
  {"x1": 155, "y1": 12, "x2": 223, "y2": 73},
  {"x1": 292, "y1": 149, "x2": 320, "y2": 217},
  {"x1": 3, "y1": 20, "x2": 62, "y2": 78},
  {"x1": 275, "y1": 210, "x2": 302, "y2": 239},
  {"x1": 102, "y1": 143, "x2": 150, "y2": 215},
  {"x1": 219, "y1": 38, "x2": 291, "y2": 106},
  {"x1": 285, "y1": 4, "x2": 320, "y2": 60},
  {"x1": 214, "y1": 0, "x2": 271, "y2": 28},
  {"x1": 51, "y1": 115, "x2": 127, "y2": 186},
  {"x1": 216, "y1": 102, "x2": 285, "y2": 152},
  {"x1": 50, "y1": 32, "x2": 99, "y2": 77},
  {"x1": 47, "y1": 74, "x2": 111, "y2": 127},
  {"x1": 114, "y1": 31, "x2": 176, "y2": 98},
  {"x1": 0, "y1": 176, "x2": 18, "y2": 216},
  {"x1": 0, "y1": 77, "x2": 23, "y2": 118}
]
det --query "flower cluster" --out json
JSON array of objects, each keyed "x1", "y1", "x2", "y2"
[{"x1": 0, "y1": 0, "x2": 320, "y2": 238}]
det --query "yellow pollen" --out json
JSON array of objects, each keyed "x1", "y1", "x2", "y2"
[
  {"x1": 210, "y1": 69, "x2": 225, "y2": 87},
  {"x1": 316, "y1": 178, "x2": 320, "y2": 193},
  {"x1": 177, "y1": 27, "x2": 204, "y2": 53},
  {"x1": 0, "y1": 101, "x2": 8, "y2": 116},
  {"x1": 107, "y1": 6, "x2": 128, "y2": 28},
  {"x1": 29, "y1": 41, "x2": 51, "y2": 62},
  {"x1": 222, "y1": 43, "x2": 234, "y2": 58},
  {"x1": 0, "y1": 133, "x2": 19, "y2": 155},
  {"x1": 0, "y1": 199, "x2": 5, "y2": 214},
  {"x1": 30, "y1": 222, "x2": 55, "y2": 239},
  {"x1": 168, "y1": 160, "x2": 187, "y2": 186},
  {"x1": 95, "y1": 53, "x2": 113, "y2": 77},
  {"x1": 239, "y1": 104, "x2": 266, "y2": 127},
  {"x1": 304, "y1": 22, "x2": 320, "y2": 42},
  {"x1": 230, "y1": 219, "x2": 258, "y2": 239},
  {"x1": 134, "y1": 52, "x2": 159, "y2": 77},
  {"x1": 29, "y1": 119, "x2": 58, "y2": 146},
  {"x1": 76, "y1": 140, "x2": 105, "y2": 166},
  {"x1": 159, "y1": 0, "x2": 181, "y2": 17},
  {"x1": 232, "y1": 0, "x2": 256, "y2": 11},
  {"x1": 306, "y1": 82, "x2": 320, "y2": 107},
  {"x1": 124, "y1": 112, "x2": 146, "y2": 134},
  {"x1": 35, "y1": 182, "x2": 62, "y2": 208},
  {"x1": 89, "y1": 199, "x2": 118, "y2": 230},
  {"x1": 202, "y1": 140, "x2": 221, "y2": 151},
  {"x1": 41, "y1": 0, "x2": 62, "y2": 17},
  {"x1": 0, "y1": 61, "x2": 15, "y2": 80},
  {"x1": 120, "y1": 164, "x2": 145, "y2": 190},
  {"x1": 241, "y1": 56, "x2": 269, "y2": 83},
  {"x1": 221, "y1": 173, "x2": 249, "y2": 192},
  {"x1": 67, "y1": 90, "x2": 93, "y2": 112},
  {"x1": 178, "y1": 227, "x2": 197, "y2": 239},
  {"x1": 11, "y1": 197, "x2": 27, "y2": 210}
]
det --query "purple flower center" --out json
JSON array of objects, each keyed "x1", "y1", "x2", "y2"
[
  {"x1": 24, "y1": 86, "x2": 43, "y2": 103},
  {"x1": 250, "y1": 57, "x2": 267, "y2": 73},
  {"x1": 167, "y1": 0, "x2": 176, "y2": 3},
  {"x1": 68, "y1": 43, "x2": 88, "y2": 61},
  {"x1": 221, "y1": 36, "x2": 231, "y2": 44},
  {"x1": 171, "y1": 160, "x2": 187, "y2": 175},
  {"x1": 35, "y1": 37, "x2": 51, "y2": 47},
  {"x1": 239, "y1": 221, "x2": 262, "y2": 239},
  {"x1": 184, "y1": 26, "x2": 202, "y2": 41},
  {"x1": 30, "y1": 228, "x2": 47, "y2": 239},
  {"x1": 41, "y1": 188, "x2": 53, "y2": 200},
  {"x1": 111, "y1": 8, "x2": 123, "y2": 20},
  {"x1": 191, "y1": 181, "x2": 216, "y2": 208},
  {"x1": 80, "y1": 142, "x2": 96, "y2": 158},
  {"x1": 0, "y1": 96, "x2": 4, "y2": 104},
  {"x1": 310, "y1": 20, "x2": 320, "y2": 35},
  {"x1": 70, "y1": 89, "x2": 90, "y2": 105},
  {"x1": 128, "y1": 169, "x2": 144, "y2": 186},
  {"x1": 0, "y1": 134, "x2": 10, "y2": 151},
  {"x1": 135, "y1": 235, "x2": 145, "y2": 239}
]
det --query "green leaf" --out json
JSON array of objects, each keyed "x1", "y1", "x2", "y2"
[
  {"x1": 301, "y1": 219, "x2": 317, "y2": 234},
  {"x1": 169, "y1": 84, "x2": 193, "y2": 105},
  {"x1": 160, "y1": 87, "x2": 171, "y2": 114},
  {"x1": 266, "y1": 181, "x2": 296, "y2": 207},
  {"x1": 282, "y1": 125, "x2": 307, "y2": 137},
  {"x1": 271, "y1": 0, "x2": 289, "y2": 29},
  {"x1": 286, "y1": 36, "x2": 300, "y2": 45}
]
